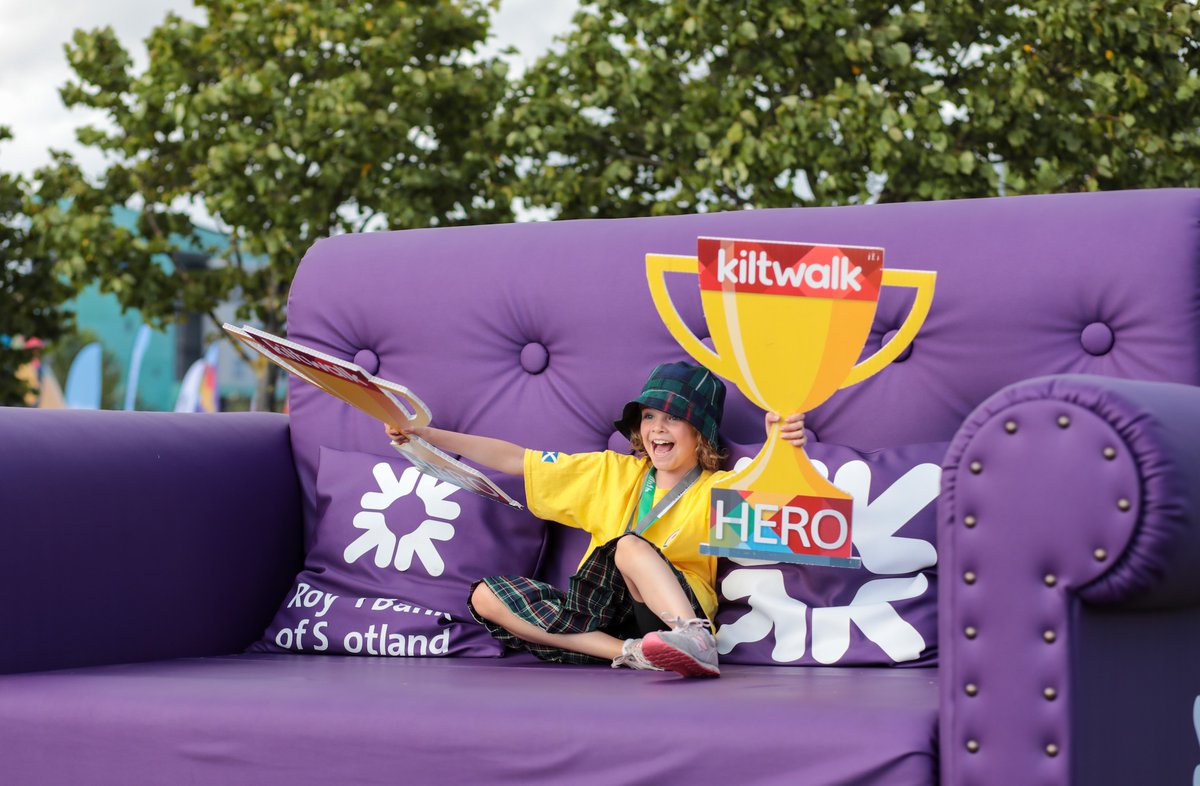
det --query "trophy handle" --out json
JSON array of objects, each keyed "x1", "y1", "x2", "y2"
[
  {"x1": 646, "y1": 254, "x2": 736, "y2": 379},
  {"x1": 840, "y1": 268, "x2": 937, "y2": 388}
]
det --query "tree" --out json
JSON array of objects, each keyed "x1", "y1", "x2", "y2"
[
  {"x1": 502, "y1": 0, "x2": 1200, "y2": 217},
  {"x1": 0, "y1": 128, "x2": 76, "y2": 406},
  {"x1": 35, "y1": 0, "x2": 511, "y2": 410},
  {"x1": 936, "y1": 0, "x2": 1200, "y2": 195}
]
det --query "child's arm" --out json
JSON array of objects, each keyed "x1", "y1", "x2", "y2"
[
  {"x1": 386, "y1": 424, "x2": 526, "y2": 477},
  {"x1": 765, "y1": 411, "x2": 807, "y2": 448}
]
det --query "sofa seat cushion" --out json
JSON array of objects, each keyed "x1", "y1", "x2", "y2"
[{"x1": 0, "y1": 654, "x2": 937, "y2": 785}]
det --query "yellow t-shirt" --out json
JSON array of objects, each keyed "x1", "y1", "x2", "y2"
[{"x1": 523, "y1": 449, "x2": 726, "y2": 621}]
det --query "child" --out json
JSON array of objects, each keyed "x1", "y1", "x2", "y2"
[{"x1": 385, "y1": 361, "x2": 806, "y2": 678}]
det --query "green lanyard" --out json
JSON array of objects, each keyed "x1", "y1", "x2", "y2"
[{"x1": 624, "y1": 465, "x2": 702, "y2": 536}]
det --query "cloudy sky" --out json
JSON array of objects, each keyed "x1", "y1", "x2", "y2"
[{"x1": 0, "y1": 0, "x2": 578, "y2": 178}]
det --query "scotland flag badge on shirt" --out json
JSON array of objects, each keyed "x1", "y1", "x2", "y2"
[{"x1": 541, "y1": 451, "x2": 560, "y2": 463}]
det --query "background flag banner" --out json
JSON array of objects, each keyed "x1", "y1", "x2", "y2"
[
  {"x1": 175, "y1": 357, "x2": 206, "y2": 412},
  {"x1": 37, "y1": 363, "x2": 65, "y2": 409},
  {"x1": 123, "y1": 324, "x2": 153, "y2": 411},
  {"x1": 199, "y1": 343, "x2": 220, "y2": 413},
  {"x1": 175, "y1": 343, "x2": 220, "y2": 413},
  {"x1": 64, "y1": 342, "x2": 103, "y2": 410}
]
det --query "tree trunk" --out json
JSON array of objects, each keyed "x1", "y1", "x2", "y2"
[{"x1": 254, "y1": 359, "x2": 283, "y2": 413}]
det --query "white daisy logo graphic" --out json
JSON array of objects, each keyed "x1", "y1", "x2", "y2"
[
  {"x1": 343, "y1": 463, "x2": 461, "y2": 577},
  {"x1": 717, "y1": 457, "x2": 940, "y2": 663}
]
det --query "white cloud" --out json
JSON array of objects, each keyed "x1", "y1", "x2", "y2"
[
  {"x1": 488, "y1": 0, "x2": 578, "y2": 74},
  {"x1": 0, "y1": 0, "x2": 576, "y2": 177},
  {"x1": 0, "y1": 0, "x2": 205, "y2": 176}
]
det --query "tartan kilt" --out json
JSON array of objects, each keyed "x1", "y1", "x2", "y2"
[{"x1": 468, "y1": 533, "x2": 704, "y2": 665}]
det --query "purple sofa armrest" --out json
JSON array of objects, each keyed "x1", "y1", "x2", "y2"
[
  {"x1": 939, "y1": 375, "x2": 1200, "y2": 785},
  {"x1": 0, "y1": 408, "x2": 303, "y2": 674}
]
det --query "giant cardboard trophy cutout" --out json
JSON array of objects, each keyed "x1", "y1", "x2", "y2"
[{"x1": 647, "y1": 237, "x2": 936, "y2": 567}]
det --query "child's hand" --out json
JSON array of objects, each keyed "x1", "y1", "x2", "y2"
[
  {"x1": 385, "y1": 423, "x2": 412, "y2": 445},
  {"x1": 765, "y1": 411, "x2": 807, "y2": 448}
]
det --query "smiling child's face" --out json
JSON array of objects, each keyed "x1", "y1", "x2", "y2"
[{"x1": 638, "y1": 406, "x2": 700, "y2": 478}]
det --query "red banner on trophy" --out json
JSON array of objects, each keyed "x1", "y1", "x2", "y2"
[{"x1": 697, "y1": 237, "x2": 883, "y2": 301}]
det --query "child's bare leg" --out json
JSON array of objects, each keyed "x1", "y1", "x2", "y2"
[
  {"x1": 470, "y1": 584, "x2": 624, "y2": 660},
  {"x1": 612, "y1": 534, "x2": 698, "y2": 623}
]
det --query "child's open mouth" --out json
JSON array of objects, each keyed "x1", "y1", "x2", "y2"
[{"x1": 651, "y1": 439, "x2": 675, "y2": 458}]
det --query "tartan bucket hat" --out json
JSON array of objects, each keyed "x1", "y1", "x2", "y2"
[{"x1": 615, "y1": 362, "x2": 726, "y2": 447}]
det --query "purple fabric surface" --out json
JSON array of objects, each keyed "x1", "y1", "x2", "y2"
[
  {"x1": 286, "y1": 189, "x2": 1200, "y2": 566},
  {"x1": 0, "y1": 655, "x2": 937, "y2": 785},
  {"x1": 0, "y1": 408, "x2": 302, "y2": 675},
  {"x1": 939, "y1": 373, "x2": 1200, "y2": 784},
  {"x1": 252, "y1": 446, "x2": 543, "y2": 657},
  {"x1": 717, "y1": 441, "x2": 944, "y2": 667},
  {"x1": 6, "y1": 190, "x2": 1200, "y2": 786},
  {"x1": 1072, "y1": 605, "x2": 1200, "y2": 786}
]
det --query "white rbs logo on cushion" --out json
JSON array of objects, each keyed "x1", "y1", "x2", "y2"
[
  {"x1": 343, "y1": 463, "x2": 461, "y2": 577},
  {"x1": 717, "y1": 458, "x2": 940, "y2": 663}
]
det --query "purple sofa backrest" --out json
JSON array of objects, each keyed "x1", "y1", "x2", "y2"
[{"x1": 286, "y1": 189, "x2": 1200, "y2": 577}]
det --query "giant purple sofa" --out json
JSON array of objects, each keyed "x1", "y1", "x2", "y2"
[{"x1": 3, "y1": 189, "x2": 1200, "y2": 784}]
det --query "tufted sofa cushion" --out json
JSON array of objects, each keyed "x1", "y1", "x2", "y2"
[{"x1": 284, "y1": 190, "x2": 1200, "y2": 589}]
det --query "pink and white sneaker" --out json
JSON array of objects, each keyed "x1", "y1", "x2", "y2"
[
  {"x1": 642, "y1": 617, "x2": 720, "y2": 678},
  {"x1": 611, "y1": 638, "x2": 664, "y2": 671}
]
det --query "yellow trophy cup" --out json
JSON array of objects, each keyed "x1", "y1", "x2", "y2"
[{"x1": 647, "y1": 237, "x2": 936, "y2": 567}]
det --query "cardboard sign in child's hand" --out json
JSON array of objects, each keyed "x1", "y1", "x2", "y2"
[{"x1": 223, "y1": 324, "x2": 522, "y2": 508}]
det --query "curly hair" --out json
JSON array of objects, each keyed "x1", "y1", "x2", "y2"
[{"x1": 629, "y1": 425, "x2": 727, "y2": 472}]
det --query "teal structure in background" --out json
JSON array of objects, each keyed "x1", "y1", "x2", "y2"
[
  {"x1": 68, "y1": 205, "x2": 258, "y2": 411},
  {"x1": 71, "y1": 283, "x2": 176, "y2": 410}
]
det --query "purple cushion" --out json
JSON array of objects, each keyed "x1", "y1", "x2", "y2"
[
  {"x1": 716, "y1": 441, "x2": 945, "y2": 666},
  {"x1": 252, "y1": 446, "x2": 544, "y2": 657}
]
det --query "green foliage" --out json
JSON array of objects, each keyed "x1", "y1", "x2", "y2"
[
  {"x1": 504, "y1": 0, "x2": 1200, "y2": 215},
  {"x1": 16, "y1": 0, "x2": 1199, "y2": 410},
  {"x1": 937, "y1": 0, "x2": 1200, "y2": 194},
  {"x1": 37, "y1": 0, "x2": 510, "y2": 410},
  {"x1": 0, "y1": 128, "x2": 76, "y2": 405}
]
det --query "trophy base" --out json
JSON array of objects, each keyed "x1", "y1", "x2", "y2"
[{"x1": 700, "y1": 544, "x2": 862, "y2": 569}]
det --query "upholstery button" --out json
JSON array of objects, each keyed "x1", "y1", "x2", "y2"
[
  {"x1": 965, "y1": 683, "x2": 978, "y2": 697},
  {"x1": 1093, "y1": 548, "x2": 1108, "y2": 561},
  {"x1": 520, "y1": 342, "x2": 550, "y2": 374},
  {"x1": 1045, "y1": 743, "x2": 1060, "y2": 757},
  {"x1": 1043, "y1": 687, "x2": 1058, "y2": 701},
  {"x1": 1043, "y1": 574, "x2": 1057, "y2": 587},
  {"x1": 880, "y1": 329, "x2": 913, "y2": 362},
  {"x1": 352, "y1": 349, "x2": 380, "y2": 375},
  {"x1": 964, "y1": 514, "x2": 977, "y2": 528},
  {"x1": 964, "y1": 626, "x2": 978, "y2": 639},
  {"x1": 969, "y1": 461, "x2": 983, "y2": 474},
  {"x1": 1043, "y1": 630, "x2": 1057, "y2": 643},
  {"x1": 966, "y1": 740, "x2": 980, "y2": 753},
  {"x1": 963, "y1": 571, "x2": 977, "y2": 585},
  {"x1": 1004, "y1": 420, "x2": 1018, "y2": 434},
  {"x1": 1103, "y1": 446, "x2": 1117, "y2": 460},
  {"x1": 1057, "y1": 415, "x2": 1071, "y2": 428},
  {"x1": 1117, "y1": 498, "x2": 1132, "y2": 512},
  {"x1": 1080, "y1": 322, "x2": 1115, "y2": 356}
]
